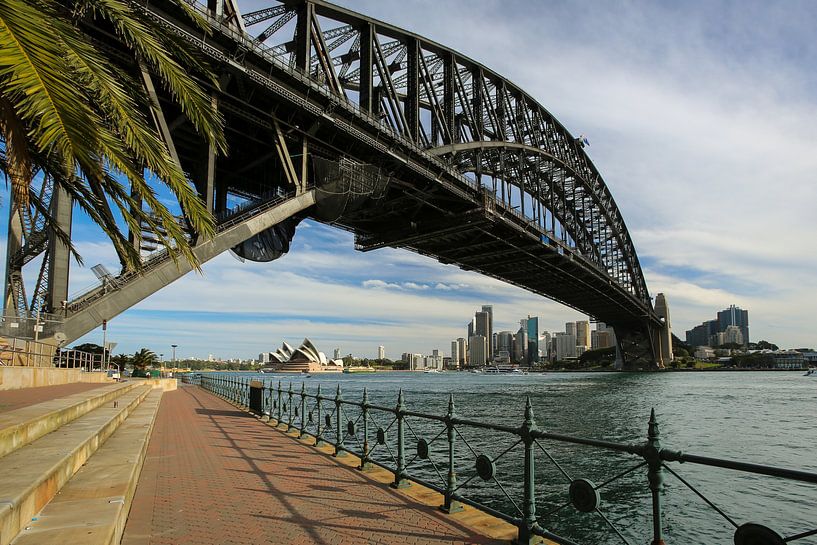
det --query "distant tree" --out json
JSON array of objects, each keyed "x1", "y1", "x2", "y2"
[
  {"x1": 70, "y1": 343, "x2": 104, "y2": 354},
  {"x1": 754, "y1": 340, "x2": 779, "y2": 351},
  {"x1": 579, "y1": 346, "x2": 616, "y2": 368},
  {"x1": 718, "y1": 342, "x2": 743, "y2": 350},
  {"x1": 110, "y1": 353, "x2": 131, "y2": 371},
  {"x1": 674, "y1": 347, "x2": 689, "y2": 358},
  {"x1": 131, "y1": 348, "x2": 158, "y2": 371}
]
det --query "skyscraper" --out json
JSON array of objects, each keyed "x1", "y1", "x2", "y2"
[
  {"x1": 481, "y1": 305, "x2": 494, "y2": 357},
  {"x1": 526, "y1": 316, "x2": 539, "y2": 365},
  {"x1": 496, "y1": 331, "x2": 514, "y2": 355},
  {"x1": 565, "y1": 322, "x2": 576, "y2": 337},
  {"x1": 469, "y1": 335, "x2": 488, "y2": 367},
  {"x1": 457, "y1": 337, "x2": 468, "y2": 367},
  {"x1": 475, "y1": 311, "x2": 490, "y2": 349},
  {"x1": 717, "y1": 305, "x2": 749, "y2": 347},
  {"x1": 576, "y1": 321, "x2": 590, "y2": 349},
  {"x1": 377, "y1": 345, "x2": 385, "y2": 360},
  {"x1": 451, "y1": 341, "x2": 459, "y2": 369}
]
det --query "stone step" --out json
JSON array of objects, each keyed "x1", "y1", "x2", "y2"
[
  {"x1": 0, "y1": 385, "x2": 151, "y2": 545},
  {"x1": 0, "y1": 381, "x2": 142, "y2": 459},
  {"x1": 9, "y1": 390, "x2": 163, "y2": 545}
]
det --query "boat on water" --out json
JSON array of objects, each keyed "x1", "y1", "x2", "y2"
[
  {"x1": 805, "y1": 368, "x2": 817, "y2": 377},
  {"x1": 343, "y1": 366, "x2": 377, "y2": 374},
  {"x1": 423, "y1": 368, "x2": 442, "y2": 373}
]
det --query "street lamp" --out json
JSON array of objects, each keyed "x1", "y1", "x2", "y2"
[{"x1": 171, "y1": 344, "x2": 178, "y2": 369}]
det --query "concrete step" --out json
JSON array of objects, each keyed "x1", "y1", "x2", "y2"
[
  {"x1": 9, "y1": 390, "x2": 163, "y2": 545},
  {"x1": 0, "y1": 385, "x2": 151, "y2": 545},
  {"x1": 0, "y1": 381, "x2": 142, "y2": 459}
]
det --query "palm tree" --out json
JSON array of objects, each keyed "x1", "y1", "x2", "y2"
[
  {"x1": 0, "y1": 0, "x2": 226, "y2": 271},
  {"x1": 131, "y1": 348, "x2": 158, "y2": 371}
]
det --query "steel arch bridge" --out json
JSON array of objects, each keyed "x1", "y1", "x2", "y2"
[{"x1": 2, "y1": 0, "x2": 671, "y2": 367}]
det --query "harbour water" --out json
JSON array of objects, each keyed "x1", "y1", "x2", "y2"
[{"x1": 220, "y1": 371, "x2": 816, "y2": 544}]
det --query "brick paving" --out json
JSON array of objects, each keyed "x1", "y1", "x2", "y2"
[
  {"x1": 0, "y1": 382, "x2": 107, "y2": 413},
  {"x1": 122, "y1": 385, "x2": 499, "y2": 545}
]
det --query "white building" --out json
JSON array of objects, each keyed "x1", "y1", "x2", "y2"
[
  {"x1": 377, "y1": 345, "x2": 385, "y2": 360},
  {"x1": 555, "y1": 333, "x2": 577, "y2": 361}
]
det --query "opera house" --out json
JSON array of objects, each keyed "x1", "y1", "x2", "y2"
[{"x1": 262, "y1": 339, "x2": 343, "y2": 373}]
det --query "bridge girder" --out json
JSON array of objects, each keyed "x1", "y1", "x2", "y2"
[{"x1": 2, "y1": 0, "x2": 667, "y2": 368}]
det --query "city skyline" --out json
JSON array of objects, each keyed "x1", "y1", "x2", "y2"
[{"x1": 1, "y1": 0, "x2": 814, "y2": 358}]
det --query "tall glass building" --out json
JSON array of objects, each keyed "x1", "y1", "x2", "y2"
[{"x1": 526, "y1": 316, "x2": 539, "y2": 364}]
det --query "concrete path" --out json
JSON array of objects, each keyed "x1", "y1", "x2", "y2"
[
  {"x1": 122, "y1": 385, "x2": 501, "y2": 545},
  {"x1": 0, "y1": 382, "x2": 107, "y2": 413}
]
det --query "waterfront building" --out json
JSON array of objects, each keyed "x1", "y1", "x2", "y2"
[
  {"x1": 467, "y1": 318, "x2": 475, "y2": 340},
  {"x1": 424, "y1": 350, "x2": 443, "y2": 370},
  {"x1": 481, "y1": 305, "x2": 494, "y2": 356},
  {"x1": 377, "y1": 345, "x2": 385, "y2": 360},
  {"x1": 496, "y1": 331, "x2": 514, "y2": 355},
  {"x1": 539, "y1": 331, "x2": 552, "y2": 361},
  {"x1": 565, "y1": 322, "x2": 576, "y2": 337},
  {"x1": 450, "y1": 341, "x2": 459, "y2": 369},
  {"x1": 513, "y1": 319, "x2": 528, "y2": 363},
  {"x1": 526, "y1": 316, "x2": 539, "y2": 365},
  {"x1": 333, "y1": 348, "x2": 341, "y2": 360},
  {"x1": 275, "y1": 339, "x2": 343, "y2": 373},
  {"x1": 591, "y1": 329, "x2": 614, "y2": 350},
  {"x1": 723, "y1": 325, "x2": 744, "y2": 346},
  {"x1": 686, "y1": 304, "x2": 749, "y2": 348},
  {"x1": 718, "y1": 305, "x2": 749, "y2": 347},
  {"x1": 456, "y1": 337, "x2": 468, "y2": 367},
  {"x1": 576, "y1": 320, "x2": 590, "y2": 350},
  {"x1": 401, "y1": 353, "x2": 425, "y2": 370},
  {"x1": 469, "y1": 335, "x2": 488, "y2": 367},
  {"x1": 694, "y1": 346, "x2": 716, "y2": 360},
  {"x1": 475, "y1": 311, "x2": 490, "y2": 353},
  {"x1": 555, "y1": 333, "x2": 577, "y2": 360},
  {"x1": 686, "y1": 319, "x2": 719, "y2": 348}
]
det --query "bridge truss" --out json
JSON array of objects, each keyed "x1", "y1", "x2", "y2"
[{"x1": 2, "y1": 0, "x2": 670, "y2": 366}]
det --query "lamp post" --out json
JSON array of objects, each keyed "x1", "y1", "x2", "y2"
[{"x1": 171, "y1": 344, "x2": 178, "y2": 369}]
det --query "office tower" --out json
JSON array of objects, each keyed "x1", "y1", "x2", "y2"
[
  {"x1": 475, "y1": 311, "x2": 490, "y2": 348},
  {"x1": 457, "y1": 337, "x2": 468, "y2": 367},
  {"x1": 377, "y1": 345, "x2": 385, "y2": 360},
  {"x1": 723, "y1": 325, "x2": 744, "y2": 346},
  {"x1": 555, "y1": 332, "x2": 577, "y2": 360},
  {"x1": 333, "y1": 348, "x2": 341, "y2": 360},
  {"x1": 686, "y1": 320, "x2": 719, "y2": 347},
  {"x1": 451, "y1": 341, "x2": 459, "y2": 369},
  {"x1": 469, "y1": 335, "x2": 489, "y2": 366},
  {"x1": 526, "y1": 316, "x2": 539, "y2": 365},
  {"x1": 575, "y1": 320, "x2": 590, "y2": 349},
  {"x1": 482, "y1": 305, "x2": 494, "y2": 356},
  {"x1": 565, "y1": 322, "x2": 576, "y2": 337},
  {"x1": 497, "y1": 331, "x2": 514, "y2": 355},
  {"x1": 540, "y1": 331, "x2": 552, "y2": 360},
  {"x1": 515, "y1": 320, "x2": 528, "y2": 363},
  {"x1": 717, "y1": 304, "x2": 749, "y2": 347}
]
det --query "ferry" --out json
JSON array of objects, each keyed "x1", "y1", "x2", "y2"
[{"x1": 805, "y1": 368, "x2": 817, "y2": 377}]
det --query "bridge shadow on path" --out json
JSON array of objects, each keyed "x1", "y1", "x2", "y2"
[{"x1": 122, "y1": 385, "x2": 500, "y2": 545}]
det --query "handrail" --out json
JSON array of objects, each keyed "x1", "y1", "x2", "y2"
[{"x1": 191, "y1": 374, "x2": 817, "y2": 545}]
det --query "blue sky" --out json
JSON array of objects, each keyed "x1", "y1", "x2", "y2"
[{"x1": 2, "y1": 0, "x2": 816, "y2": 359}]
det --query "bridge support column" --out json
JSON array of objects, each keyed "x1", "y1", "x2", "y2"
[
  {"x1": 3, "y1": 195, "x2": 24, "y2": 317},
  {"x1": 46, "y1": 185, "x2": 72, "y2": 314}
]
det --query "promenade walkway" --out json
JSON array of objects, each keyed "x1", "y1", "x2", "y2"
[
  {"x1": 0, "y1": 382, "x2": 106, "y2": 413},
  {"x1": 122, "y1": 385, "x2": 504, "y2": 545}
]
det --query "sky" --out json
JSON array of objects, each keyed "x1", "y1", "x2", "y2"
[{"x1": 2, "y1": 0, "x2": 816, "y2": 359}]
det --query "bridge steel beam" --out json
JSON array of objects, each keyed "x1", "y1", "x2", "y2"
[
  {"x1": 115, "y1": 0, "x2": 665, "y2": 366},
  {"x1": 60, "y1": 191, "x2": 316, "y2": 344}
]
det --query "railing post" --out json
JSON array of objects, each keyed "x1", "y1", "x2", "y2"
[
  {"x1": 315, "y1": 384, "x2": 325, "y2": 447},
  {"x1": 334, "y1": 384, "x2": 346, "y2": 457},
  {"x1": 287, "y1": 383, "x2": 294, "y2": 431},
  {"x1": 441, "y1": 394, "x2": 462, "y2": 513},
  {"x1": 359, "y1": 388, "x2": 372, "y2": 471},
  {"x1": 646, "y1": 409, "x2": 666, "y2": 545},
  {"x1": 391, "y1": 389, "x2": 409, "y2": 488},
  {"x1": 276, "y1": 380, "x2": 282, "y2": 426},
  {"x1": 299, "y1": 382, "x2": 307, "y2": 438},
  {"x1": 517, "y1": 396, "x2": 539, "y2": 544}
]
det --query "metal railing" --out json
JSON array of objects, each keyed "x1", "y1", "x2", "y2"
[
  {"x1": 193, "y1": 374, "x2": 817, "y2": 545},
  {"x1": 0, "y1": 336, "x2": 58, "y2": 367}
]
